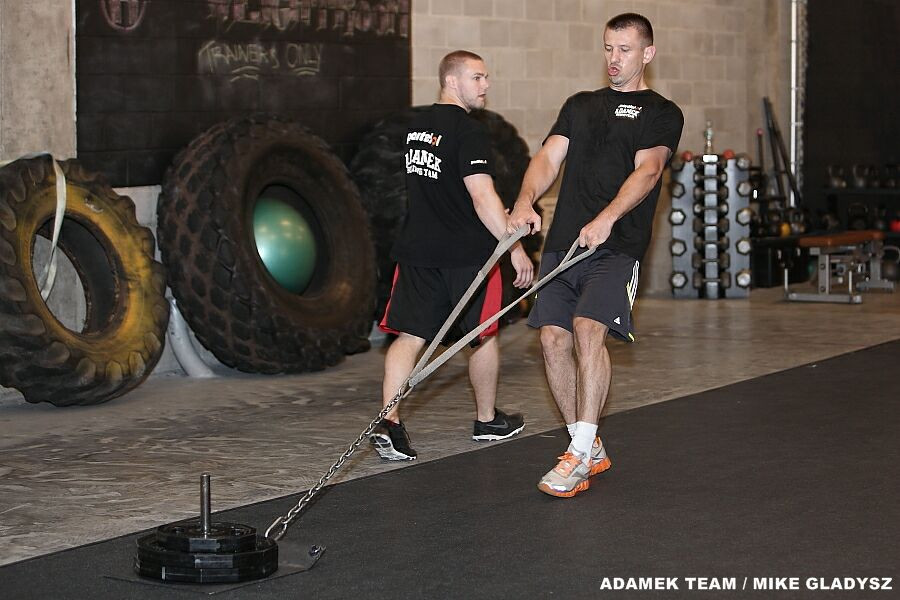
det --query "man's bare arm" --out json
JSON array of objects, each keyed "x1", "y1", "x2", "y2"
[
  {"x1": 507, "y1": 135, "x2": 570, "y2": 234},
  {"x1": 464, "y1": 173, "x2": 512, "y2": 240}
]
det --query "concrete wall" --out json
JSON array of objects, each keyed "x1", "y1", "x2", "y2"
[
  {"x1": 411, "y1": 0, "x2": 792, "y2": 295},
  {"x1": 0, "y1": 0, "x2": 76, "y2": 159}
]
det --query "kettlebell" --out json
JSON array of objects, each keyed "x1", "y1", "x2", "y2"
[
  {"x1": 867, "y1": 166, "x2": 881, "y2": 189},
  {"x1": 827, "y1": 165, "x2": 847, "y2": 189},
  {"x1": 883, "y1": 164, "x2": 898, "y2": 188},
  {"x1": 847, "y1": 202, "x2": 869, "y2": 230},
  {"x1": 820, "y1": 211, "x2": 841, "y2": 232},
  {"x1": 851, "y1": 165, "x2": 869, "y2": 188},
  {"x1": 788, "y1": 209, "x2": 807, "y2": 235}
]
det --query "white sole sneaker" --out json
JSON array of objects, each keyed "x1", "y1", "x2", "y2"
[
  {"x1": 370, "y1": 433, "x2": 416, "y2": 461},
  {"x1": 472, "y1": 424, "x2": 525, "y2": 441}
]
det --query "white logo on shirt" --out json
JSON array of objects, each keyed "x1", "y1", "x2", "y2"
[
  {"x1": 407, "y1": 130, "x2": 443, "y2": 146},
  {"x1": 406, "y1": 148, "x2": 442, "y2": 179},
  {"x1": 470, "y1": 159, "x2": 488, "y2": 165},
  {"x1": 614, "y1": 104, "x2": 643, "y2": 119}
]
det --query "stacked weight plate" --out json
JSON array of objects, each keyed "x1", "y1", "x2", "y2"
[{"x1": 134, "y1": 519, "x2": 278, "y2": 583}]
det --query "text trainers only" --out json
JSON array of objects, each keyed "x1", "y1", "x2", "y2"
[
  {"x1": 472, "y1": 408, "x2": 525, "y2": 441},
  {"x1": 537, "y1": 451, "x2": 592, "y2": 497},
  {"x1": 591, "y1": 436, "x2": 612, "y2": 476},
  {"x1": 370, "y1": 419, "x2": 417, "y2": 461}
]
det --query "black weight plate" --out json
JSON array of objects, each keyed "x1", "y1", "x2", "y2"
[
  {"x1": 136, "y1": 534, "x2": 277, "y2": 570},
  {"x1": 155, "y1": 520, "x2": 257, "y2": 553},
  {"x1": 134, "y1": 554, "x2": 278, "y2": 583}
]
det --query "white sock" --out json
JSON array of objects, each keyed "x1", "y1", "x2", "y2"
[
  {"x1": 571, "y1": 421, "x2": 598, "y2": 464},
  {"x1": 566, "y1": 423, "x2": 577, "y2": 439}
]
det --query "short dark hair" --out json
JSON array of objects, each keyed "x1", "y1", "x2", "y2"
[
  {"x1": 606, "y1": 13, "x2": 654, "y2": 46},
  {"x1": 438, "y1": 50, "x2": 483, "y2": 88}
]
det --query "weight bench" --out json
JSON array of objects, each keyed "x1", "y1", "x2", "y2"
[{"x1": 784, "y1": 230, "x2": 894, "y2": 304}]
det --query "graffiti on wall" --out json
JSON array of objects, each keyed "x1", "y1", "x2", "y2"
[
  {"x1": 100, "y1": 0, "x2": 150, "y2": 31},
  {"x1": 198, "y1": 40, "x2": 324, "y2": 81},
  {"x1": 206, "y1": 0, "x2": 409, "y2": 37},
  {"x1": 77, "y1": 0, "x2": 411, "y2": 186}
]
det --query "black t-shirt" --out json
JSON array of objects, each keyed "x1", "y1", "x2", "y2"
[
  {"x1": 391, "y1": 104, "x2": 496, "y2": 268},
  {"x1": 543, "y1": 88, "x2": 684, "y2": 261}
]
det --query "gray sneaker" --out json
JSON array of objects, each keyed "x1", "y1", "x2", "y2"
[
  {"x1": 590, "y1": 437, "x2": 612, "y2": 476},
  {"x1": 537, "y1": 451, "x2": 592, "y2": 497}
]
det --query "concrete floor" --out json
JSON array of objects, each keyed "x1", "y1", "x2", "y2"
[{"x1": 0, "y1": 286, "x2": 898, "y2": 567}]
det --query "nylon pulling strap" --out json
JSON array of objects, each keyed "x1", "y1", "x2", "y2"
[{"x1": 265, "y1": 226, "x2": 598, "y2": 540}]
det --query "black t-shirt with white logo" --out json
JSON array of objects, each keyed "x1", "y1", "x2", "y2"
[
  {"x1": 544, "y1": 88, "x2": 684, "y2": 261},
  {"x1": 391, "y1": 104, "x2": 496, "y2": 267}
]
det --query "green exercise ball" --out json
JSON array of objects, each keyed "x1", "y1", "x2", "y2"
[{"x1": 253, "y1": 197, "x2": 317, "y2": 293}]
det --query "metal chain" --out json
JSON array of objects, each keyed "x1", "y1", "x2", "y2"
[{"x1": 265, "y1": 383, "x2": 412, "y2": 540}]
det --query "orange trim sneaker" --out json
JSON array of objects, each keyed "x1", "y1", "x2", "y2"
[
  {"x1": 590, "y1": 436, "x2": 612, "y2": 476},
  {"x1": 537, "y1": 451, "x2": 592, "y2": 498}
]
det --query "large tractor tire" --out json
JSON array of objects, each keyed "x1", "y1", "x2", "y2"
[
  {"x1": 0, "y1": 156, "x2": 169, "y2": 406},
  {"x1": 157, "y1": 116, "x2": 376, "y2": 374},
  {"x1": 350, "y1": 107, "x2": 540, "y2": 320}
]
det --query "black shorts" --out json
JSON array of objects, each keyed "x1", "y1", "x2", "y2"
[
  {"x1": 379, "y1": 263, "x2": 502, "y2": 345},
  {"x1": 527, "y1": 248, "x2": 640, "y2": 342}
]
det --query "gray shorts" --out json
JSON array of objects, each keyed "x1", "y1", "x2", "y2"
[{"x1": 527, "y1": 248, "x2": 640, "y2": 342}]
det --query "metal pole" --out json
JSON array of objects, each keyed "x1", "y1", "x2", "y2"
[{"x1": 201, "y1": 473, "x2": 211, "y2": 536}]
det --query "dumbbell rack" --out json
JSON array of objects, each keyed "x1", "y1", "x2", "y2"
[{"x1": 669, "y1": 154, "x2": 753, "y2": 298}]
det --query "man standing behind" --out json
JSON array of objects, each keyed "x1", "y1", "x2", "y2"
[
  {"x1": 371, "y1": 51, "x2": 534, "y2": 461},
  {"x1": 508, "y1": 14, "x2": 684, "y2": 496}
]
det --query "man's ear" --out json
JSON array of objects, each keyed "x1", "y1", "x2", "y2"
[
  {"x1": 444, "y1": 74, "x2": 458, "y2": 92},
  {"x1": 643, "y1": 45, "x2": 656, "y2": 64}
]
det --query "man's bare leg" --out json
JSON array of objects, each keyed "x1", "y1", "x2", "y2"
[
  {"x1": 382, "y1": 332, "x2": 426, "y2": 423},
  {"x1": 539, "y1": 325, "x2": 577, "y2": 425},
  {"x1": 573, "y1": 317, "x2": 612, "y2": 423},
  {"x1": 570, "y1": 317, "x2": 611, "y2": 458},
  {"x1": 467, "y1": 335, "x2": 500, "y2": 422}
]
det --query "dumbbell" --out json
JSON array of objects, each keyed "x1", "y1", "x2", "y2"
[
  {"x1": 670, "y1": 181, "x2": 686, "y2": 198},
  {"x1": 692, "y1": 252, "x2": 730, "y2": 270},
  {"x1": 693, "y1": 171, "x2": 728, "y2": 184},
  {"x1": 670, "y1": 271, "x2": 689, "y2": 289},
  {"x1": 736, "y1": 207, "x2": 754, "y2": 226},
  {"x1": 669, "y1": 208, "x2": 687, "y2": 226},
  {"x1": 670, "y1": 238, "x2": 688, "y2": 256},
  {"x1": 694, "y1": 235, "x2": 730, "y2": 251},
  {"x1": 693, "y1": 186, "x2": 729, "y2": 201},
  {"x1": 693, "y1": 217, "x2": 729, "y2": 233},
  {"x1": 692, "y1": 271, "x2": 732, "y2": 289},
  {"x1": 693, "y1": 201, "x2": 728, "y2": 216}
]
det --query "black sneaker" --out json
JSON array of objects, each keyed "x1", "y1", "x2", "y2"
[
  {"x1": 472, "y1": 408, "x2": 525, "y2": 441},
  {"x1": 370, "y1": 419, "x2": 417, "y2": 461}
]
